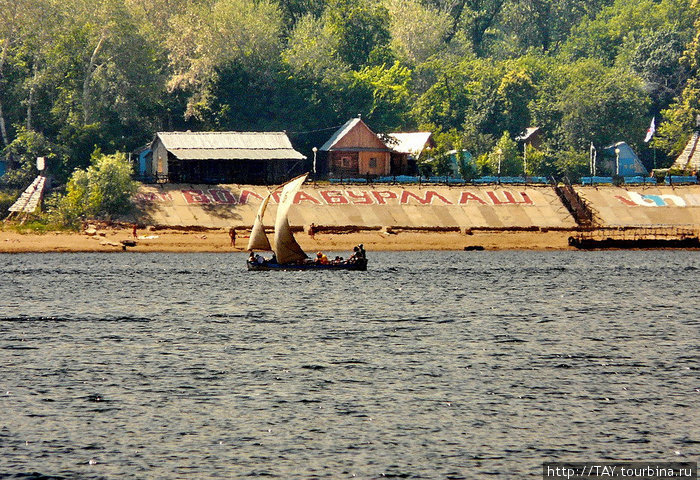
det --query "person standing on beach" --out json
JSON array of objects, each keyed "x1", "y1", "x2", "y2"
[
  {"x1": 309, "y1": 223, "x2": 316, "y2": 239},
  {"x1": 132, "y1": 224, "x2": 137, "y2": 239},
  {"x1": 229, "y1": 227, "x2": 236, "y2": 247}
]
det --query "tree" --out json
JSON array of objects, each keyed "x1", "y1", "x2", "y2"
[
  {"x1": 424, "y1": 0, "x2": 513, "y2": 55},
  {"x1": 553, "y1": 147, "x2": 589, "y2": 181},
  {"x1": 324, "y1": 0, "x2": 392, "y2": 68},
  {"x1": 384, "y1": 0, "x2": 452, "y2": 65},
  {"x1": 0, "y1": 0, "x2": 57, "y2": 145},
  {"x1": 625, "y1": 28, "x2": 691, "y2": 111},
  {"x1": 487, "y1": 131, "x2": 520, "y2": 175},
  {"x1": 523, "y1": 144, "x2": 553, "y2": 177},
  {"x1": 167, "y1": 0, "x2": 284, "y2": 121},
  {"x1": 1, "y1": 127, "x2": 64, "y2": 187},
  {"x1": 0, "y1": 0, "x2": 168, "y2": 171},
  {"x1": 496, "y1": 67, "x2": 535, "y2": 137},
  {"x1": 277, "y1": 0, "x2": 327, "y2": 25},
  {"x1": 561, "y1": 0, "x2": 696, "y2": 65},
  {"x1": 532, "y1": 59, "x2": 650, "y2": 151},
  {"x1": 655, "y1": 1, "x2": 700, "y2": 158},
  {"x1": 498, "y1": 0, "x2": 611, "y2": 54},
  {"x1": 414, "y1": 57, "x2": 504, "y2": 135},
  {"x1": 350, "y1": 62, "x2": 414, "y2": 131},
  {"x1": 283, "y1": 13, "x2": 349, "y2": 79}
]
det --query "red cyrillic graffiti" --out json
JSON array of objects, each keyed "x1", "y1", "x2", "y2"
[
  {"x1": 458, "y1": 192, "x2": 487, "y2": 205},
  {"x1": 320, "y1": 191, "x2": 350, "y2": 204},
  {"x1": 400, "y1": 190, "x2": 453, "y2": 205},
  {"x1": 135, "y1": 192, "x2": 173, "y2": 202},
  {"x1": 372, "y1": 191, "x2": 398, "y2": 204},
  {"x1": 239, "y1": 190, "x2": 265, "y2": 204},
  {"x1": 295, "y1": 191, "x2": 321, "y2": 204},
  {"x1": 347, "y1": 191, "x2": 374, "y2": 205},
  {"x1": 486, "y1": 191, "x2": 533, "y2": 205},
  {"x1": 208, "y1": 189, "x2": 237, "y2": 204},
  {"x1": 181, "y1": 189, "x2": 211, "y2": 204},
  {"x1": 170, "y1": 188, "x2": 538, "y2": 206}
]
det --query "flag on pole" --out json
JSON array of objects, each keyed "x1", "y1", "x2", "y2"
[{"x1": 644, "y1": 117, "x2": 655, "y2": 143}]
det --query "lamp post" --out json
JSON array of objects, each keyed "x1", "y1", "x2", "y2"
[
  {"x1": 496, "y1": 147, "x2": 503, "y2": 178},
  {"x1": 312, "y1": 147, "x2": 318, "y2": 177},
  {"x1": 615, "y1": 147, "x2": 620, "y2": 176}
]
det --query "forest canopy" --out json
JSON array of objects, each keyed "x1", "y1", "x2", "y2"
[{"x1": 2, "y1": 0, "x2": 700, "y2": 181}]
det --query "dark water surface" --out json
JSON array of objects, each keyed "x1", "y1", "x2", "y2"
[{"x1": 0, "y1": 251, "x2": 698, "y2": 479}]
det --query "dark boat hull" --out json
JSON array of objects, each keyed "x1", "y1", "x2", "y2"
[
  {"x1": 247, "y1": 258, "x2": 367, "y2": 271},
  {"x1": 569, "y1": 236, "x2": 700, "y2": 249}
]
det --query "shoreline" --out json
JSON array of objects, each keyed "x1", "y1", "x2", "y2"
[{"x1": 0, "y1": 227, "x2": 579, "y2": 253}]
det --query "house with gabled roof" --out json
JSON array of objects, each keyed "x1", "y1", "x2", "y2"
[
  {"x1": 149, "y1": 131, "x2": 306, "y2": 184},
  {"x1": 320, "y1": 117, "x2": 392, "y2": 178},
  {"x1": 515, "y1": 127, "x2": 543, "y2": 150}
]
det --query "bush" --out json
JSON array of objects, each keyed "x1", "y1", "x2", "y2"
[
  {"x1": 0, "y1": 189, "x2": 20, "y2": 215},
  {"x1": 47, "y1": 152, "x2": 138, "y2": 228}
]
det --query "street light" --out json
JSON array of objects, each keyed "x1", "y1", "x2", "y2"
[
  {"x1": 312, "y1": 146, "x2": 318, "y2": 176},
  {"x1": 615, "y1": 147, "x2": 620, "y2": 176},
  {"x1": 496, "y1": 147, "x2": 503, "y2": 177}
]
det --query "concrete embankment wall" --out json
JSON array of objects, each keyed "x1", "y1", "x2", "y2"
[
  {"x1": 133, "y1": 184, "x2": 576, "y2": 230},
  {"x1": 573, "y1": 185, "x2": 700, "y2": 227},
  {"x1": 132, "y1": 183, "x2": 700, "y2": 230}
]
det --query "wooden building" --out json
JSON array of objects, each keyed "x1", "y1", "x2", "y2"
[
  {"x1": 320, "y1": 117, "x2": 392, "y2": 178},
  {"x1": 515, "y1": 127, "x2": 543, "y2": 150},
  {"x1": 385, "y1": 132, "x2": 435, "y2": 175},
  {"x1": 149, "y1": 131, "x2": 306, "y2": 184}
]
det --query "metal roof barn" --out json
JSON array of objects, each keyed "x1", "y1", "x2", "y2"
[{"x1": 149, "y1": 131, "x2": 306, "y2": 184}]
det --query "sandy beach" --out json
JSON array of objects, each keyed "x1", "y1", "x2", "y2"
[{"x1": 0, "y1": 225, "x2": 577, "y2": 253}]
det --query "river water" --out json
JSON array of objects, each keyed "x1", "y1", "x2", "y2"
[{"x1": 0, "y1": 251, "x2": 698, "y2": 479}]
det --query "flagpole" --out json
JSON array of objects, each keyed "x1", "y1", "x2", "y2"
[
  {"x1": 645, "y1": 116, "x2": 656, "y2": 173},
  {"x1": 593, "y1": 146, "x2": 597, "y2": 176}
]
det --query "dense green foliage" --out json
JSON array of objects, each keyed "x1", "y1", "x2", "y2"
[
  {"x1": 2, "y1": 0, "x2": 700, "y2": 182},
  {"x1": 45, "y1": 151, "x2": 138, "y2": 227}
]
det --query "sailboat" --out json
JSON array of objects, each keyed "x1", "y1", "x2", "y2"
[{"x1": 246, "y1": 173, "x2": 368, "y2": 271}]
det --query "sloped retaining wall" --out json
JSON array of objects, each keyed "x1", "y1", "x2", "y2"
[
  {"x1": 573, "y1": 185, "x2": 700, "y2": 227},
  {"x1": 133, "y1": 184, "x2": 577, "y2": 230}
]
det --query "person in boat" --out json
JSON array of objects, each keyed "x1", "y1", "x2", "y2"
[
  {"x1": 255, "y1": 253, "x2": 265, "y2": 265},
  {"x1": 248, "y1": 251, "x2": 255, "y2": 263},
  {"x1": 270, "y1": 253, "x2": 277, "y2": 264},
  {"x1": 358, "y1": 243, "x2": 366, "y2": 258},
  {"x1": 315, "y1": 252, "x2": 329, "y2": 264},
  {"x1": 349, "y1": 246, "x2": 365, "y2": 262}
]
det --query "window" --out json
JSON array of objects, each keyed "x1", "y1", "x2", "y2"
[
  {"x1": 341, "y1": 157, "x2": 350, "y2": 167},
  {"x1": 369, "y1": 157, "x2": 377, "y2": 168}
]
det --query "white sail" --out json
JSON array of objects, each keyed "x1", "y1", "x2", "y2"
[
  {"x1": 246, "y1": 194, "x2": 272, "y2": 251},
  {"x1": 273, "y1": 174, "x2": 308, "y2": 264}
]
